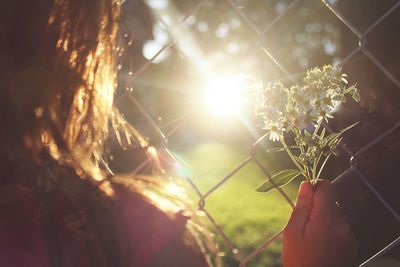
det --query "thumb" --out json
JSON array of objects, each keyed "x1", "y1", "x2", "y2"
[
  {"x1": 311, "y1": 180, "x2": 344, "y2": 225},
  {"x1": 285, "y1": 181, "x2": 313, "y2": 238}
]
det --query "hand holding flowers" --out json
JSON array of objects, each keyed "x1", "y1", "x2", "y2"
[{"x1": 253, "y1": 65, "x2": 360, "y2": 191}]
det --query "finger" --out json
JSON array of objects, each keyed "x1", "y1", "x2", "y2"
[
  {"x1": 311, "y1": 180, "x2": 343, "y2": 223},
  {"x1": 285, "y1": 181, "x2": 313, "y2": 238}
]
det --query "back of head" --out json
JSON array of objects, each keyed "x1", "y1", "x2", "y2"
[
  {"x1": 0, "y1": 0, "x2": 131, "y2": 190},
  {"x1": 0, "y1": 3, "x2": 219, "y2": 266}
]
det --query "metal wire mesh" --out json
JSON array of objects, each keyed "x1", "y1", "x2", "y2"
[{"x1": 115, "y1": 0, "x2": 400, "y2": 266}]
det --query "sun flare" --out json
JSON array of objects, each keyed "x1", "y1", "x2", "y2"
[{"x1": 202, "y1": 75, "x2": 247, "y2": 117}]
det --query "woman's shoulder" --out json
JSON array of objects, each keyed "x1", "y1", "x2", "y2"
[
  {"x1": 0, "y1": 177, "x2": 214, "y2": 267},
  {"x1": 112, "y1": 176, "x2": 212, "y2": 267},
  {"x1": 115, "y1": 178, "x2": 211, "y2": 267}
]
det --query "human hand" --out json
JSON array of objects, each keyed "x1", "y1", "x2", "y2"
[{"x1": 282, "y1": 180, "x2": 358, "y2": 267}]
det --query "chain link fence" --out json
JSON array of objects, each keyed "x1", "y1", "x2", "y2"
[{"x1": 115, "y1": 0, "x2": 400, "y2": 266}]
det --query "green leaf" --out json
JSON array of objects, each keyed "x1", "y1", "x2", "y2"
[
  {"x1": 332, "y1": 95, "x2": 342, "y2": 101},
  {"x1": 304, "y1": 130, "x2": 311, "y2": 137},
  {"x1": 292, "y1": 155, "x2": 303, "y2": 165},
  {"x1": 325, "y1": 132, "x2": 340, "y2": 146},
  {"x1": 352, "y1": 91, "x2": 361, "y2": 102},
  {"x1": 320, "y1": 128, "x2": 326, "y2": 139},
  {"x1": 255, "y1": 169, "x2": 302, "y2": 193},
  {"x1": 324, "y1": 122, "x2": 358, "y2": 145}
]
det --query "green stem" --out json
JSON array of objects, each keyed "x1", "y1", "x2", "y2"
[
  {"x1": 304, "y1": 165, "x2": 312, "y2": 183},
  {"x1": 293, "y1": 128, "x2": 306, "y2": 156},
  {"x1": 312, "y1": 151, "x2": 323, "y2": 183},
  {"x1": 312, "y1": 158, "x2": 317, "y2": 183},
  {"x1": 314, "y1": 119, "x2": 322, "y2": 135},
  {"x1": 309, "y1": 120, "x2": 323, "y2": 184},
  {"x1": 306, "y1": 120, "x2": 322, "y2": 155},
  {"x1": 279, "y1": 136, "x2": 309, "y2": 181},
  {"x1": 297, "y1": 134, "x2": 311, "y2": 182},
  {"x1": 317, "y1": 154, "x2": 331, "y2": 180}
]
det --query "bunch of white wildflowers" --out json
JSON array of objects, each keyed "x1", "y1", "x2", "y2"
[
  {"x1": 254, "y1": 81, "x2": 289, "y2": 141},
  {"x1": 253, "y1": 65, "x2": 360, "y2": 192}
]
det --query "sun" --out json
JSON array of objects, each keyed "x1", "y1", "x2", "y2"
[{"x1": 202, "y1": 75, "x2": 248, "y2": 117}]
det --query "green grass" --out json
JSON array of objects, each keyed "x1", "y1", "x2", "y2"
[{"x1": 171, "y1": 142, "x2": 300, "y2": 267}]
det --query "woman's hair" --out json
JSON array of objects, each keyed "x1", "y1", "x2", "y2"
[
  {"x1": 0, "y1": 2, "x2": 219, "y2": 265},
  {"x1": 0, "y1": 0, "x2": 152, "y2": 194}
]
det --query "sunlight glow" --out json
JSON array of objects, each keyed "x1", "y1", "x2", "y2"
[
  {"x1": 147, "y1": 146, "x2": 158, "y2": 158},
  {"x1": 165, "y1": 182, "x2": 183, "y2": 196},
  {"x1": 203, "y1": 75, "x2": 248, "y2": 117}
]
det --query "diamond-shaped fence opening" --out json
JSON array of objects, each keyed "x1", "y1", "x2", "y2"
[{"x1": 114, "y1": 0, "x2": 400, "y2": 266}]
